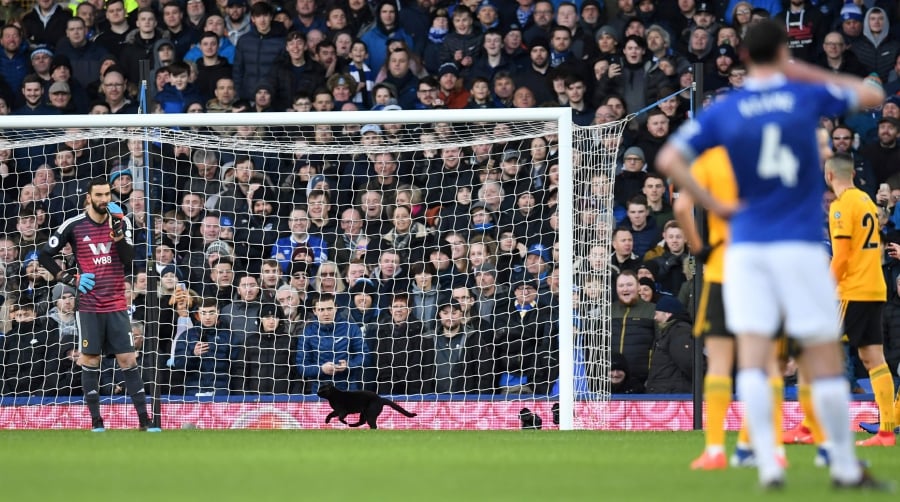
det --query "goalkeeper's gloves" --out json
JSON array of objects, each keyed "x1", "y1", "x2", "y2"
[
  {"x1": 61, "y1": 272, "x2": 96, "y2": 294},
  {"x1": 106, "y1": 201, "x2": 126, "y2": 239}
]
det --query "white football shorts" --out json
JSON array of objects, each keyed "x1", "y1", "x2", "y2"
[{"x1": 723, "y1": 242, "x2": 840, "y2": 344}]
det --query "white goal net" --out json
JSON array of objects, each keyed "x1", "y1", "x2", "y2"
[{"x1": 0, "y1": 109, "x2": 624, "y2": 430}]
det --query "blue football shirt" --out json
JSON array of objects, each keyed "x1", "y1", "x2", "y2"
[{"x1": 670, "y1": 75, "x2": 857, "y2": 244}]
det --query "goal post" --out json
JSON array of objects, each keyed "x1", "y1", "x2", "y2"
[{"x1": 0, "y1": 108, "x2": 625, "y2": 430}]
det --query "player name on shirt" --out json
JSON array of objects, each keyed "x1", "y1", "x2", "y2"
[{"x1": 736, "y1": 92, "x2": 795, "y2": 118}]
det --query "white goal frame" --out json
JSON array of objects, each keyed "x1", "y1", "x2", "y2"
[{"x1": 0, "y1": 108, "x2": 579, "y2": 430}]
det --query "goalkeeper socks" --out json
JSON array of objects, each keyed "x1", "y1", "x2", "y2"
[
  {"x1": 81, "y1": 365, "x2": 102, "y2": 420},
  {"x1": 811, "y1": 377, "x2": 861, "y2": 484},
  {"x1": 798, "y1": 384, "x2": 825, "y2": 444},
  {"x1": 123, "y1": 366, "x2": 149, "y2": 419},
  {"x1": 704, "y1": 375, "x2": 732, "y2": 449},
  {"x1": 770, "y1": 377, "x2": 784, "y2": 447},
  {"x1": 737, "y1": 368, "x2": 780, "y2": 481},
  {"x1": 868, "y1": 363, "x2": 896, "y2": 432}
]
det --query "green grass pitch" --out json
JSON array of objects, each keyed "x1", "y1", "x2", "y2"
[{"x1": 0, "y1": 430, "x2": 896, "y2": 501}]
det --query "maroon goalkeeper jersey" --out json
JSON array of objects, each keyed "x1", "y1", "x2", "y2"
[{"x1": 43, "y1": 212, "x2": 131, "y2": 313}]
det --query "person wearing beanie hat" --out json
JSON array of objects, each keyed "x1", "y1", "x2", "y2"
[
  {"x1": 705, "y1": 44, "x2": 737, "y2": 91},
  {"x1": 839, "y1": 1, "x2": 864, "y2": 40},
  {"x1": 30, "y1": 45, "x2": 54, "y2": 80},
  {"x1": 513, "y1": 34, "x2": 555, "y2": 104},
  {"x1": 495, "y1": 264, "x2": 554, "y2": 393},
  {"x1": 637, "y1": 276, "x2": 658, "y2": 303},
  {"x1": 51, "y1": 282, "x2": 76, "y2": 302},
  {"x1": 644, "y1": 293, "x2": 694, "y2": 394},
  {"x1": 435, "y1": 60, "x2": 470, "y2": 109}
]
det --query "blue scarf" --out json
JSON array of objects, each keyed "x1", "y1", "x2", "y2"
[{"x1": 428, "y1": 27, "x2": 447, "y2": 44}]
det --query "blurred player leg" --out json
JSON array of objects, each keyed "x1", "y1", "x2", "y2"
[
  {"x1": 856, "y1": 341, "x2": 896, "y2": 446},
  {"x1": 725, "y1": 245, "x2": 784, "y2": 486},
  {"x1": 691, "y1": 282, "x2": 731, "y2": 470}
]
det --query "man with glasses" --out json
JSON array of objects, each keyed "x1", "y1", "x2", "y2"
[
  {"x1": 831, "y1": 124, "x2": 877, "y2": 199},
  {"x1": 413, "y1": 76, "x2": 439, "y2": 109},
  {"x1": 816, "y1": 31, "x2": 867, "y2": 76},
  {"x1": 272, "y1": 207, "x2": 328, "y2": 273},
  {"x1": 614, "y1": 146, "x2": 647, "y2": 208}
]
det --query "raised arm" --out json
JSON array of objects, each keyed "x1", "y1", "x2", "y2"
[{"x1": 783, "y1": 60, "x2": 885, "y2": 110}]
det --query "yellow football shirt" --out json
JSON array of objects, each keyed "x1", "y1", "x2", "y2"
[
  {"x1": 690, "y1": 146, "x2": 737, "y2": 284},
  {"x1": 829, "y1": 187, "x2": 887, "y2": 301}
]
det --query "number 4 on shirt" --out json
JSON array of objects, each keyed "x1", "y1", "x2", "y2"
[{"x1": 756, "y1": 124, "x2": 799, "y2": 187}]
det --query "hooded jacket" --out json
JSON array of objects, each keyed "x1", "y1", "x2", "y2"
[
  {"x1": 359, "y1": 2, "x2": 414, "y2": 74},
  {"x1": 645, "y1": 311, "x2": 695, "y2": 393},
  {"x1": 851, "y1": 7, "x2": 900, "y2": 81}
]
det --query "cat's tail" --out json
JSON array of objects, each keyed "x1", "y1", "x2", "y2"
[{"x1": 383, "y1": 399, "x2": 417, "y2": 418}]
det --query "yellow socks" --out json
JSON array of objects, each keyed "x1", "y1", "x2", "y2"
[
  {"x1": 705, "y1": 375, "x2": 732, "y2": 449},
  {"x1": 770, "y1": 377, "x2": 784, "y2": 446},
  {"x1": 798, "y1": 384, "x2": 826, "y2": 444},
  {"x1": 868, "y1": 363, "x2": 896, "y2": 432}
]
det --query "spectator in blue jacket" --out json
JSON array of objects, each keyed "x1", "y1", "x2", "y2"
[
  {"x1": 623, "y1": 195, "x2": 661, "y2": 258},
  {"x1": 0, "y1": 25, "x2": 29, "y2": 103},
  {"x1": 173, "y1": 297, "x2": 244, "y2": 396},
  {"x1": 359, "y1": 0, "x2": 414, "y2": 77},
  {"x1": 155, "y1": 61, "x2": 203, "y2": 113},
  {"x1": 233, "y1": 1, "x2": 286, "y2": 100},
  {"x1": 298, "y1": 293, "x2": 367, "y2": 392}
]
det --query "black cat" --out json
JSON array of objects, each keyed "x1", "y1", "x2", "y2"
[
  {"x1": 317, "y1": 383, "x2": 417, "y2": 429},
  {"x1": 519, "y1": 408, "x2": 542, "y2": 429}
]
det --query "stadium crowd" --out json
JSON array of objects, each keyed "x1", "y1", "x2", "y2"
[{"x1": 0, "y1": 0, "x2": 899, "y2": 397}]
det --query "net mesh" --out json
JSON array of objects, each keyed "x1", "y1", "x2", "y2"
[{"x1": 0, "y1": 112, "x2": 625, "y2": 430}]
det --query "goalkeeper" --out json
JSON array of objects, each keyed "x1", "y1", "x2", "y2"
[{"x1": 38, "y1": 177, "x2": 160, "y2": 432}]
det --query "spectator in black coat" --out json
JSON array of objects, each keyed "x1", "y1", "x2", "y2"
[
  {"x1": 645, "y1": 296, "x2": 694, "y2": 394},
  {"x1": 243, "y1": 302, "x2": 300, "y2": 394},
  {"x1": 268, "y1": 31, "x2": 326, "y2": 111},
  {"x1": 373, "y1": 294, "x2": 430, "y2": 395},
  {"x1": 881, "y1": 274, "x2": 900, "y2": 380},
  {"x1": 233, "y1": 2, "x2": 286, "y2": 100},
  {"x1": 1, "y1": 302, "x2": 57, "y2": 396},
  {"x1": 21, "y1": 0, "x2": 70, "y2": 47},
  {"x1": 493, "y1": 278, "x2": 555, "y2": 394}
]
